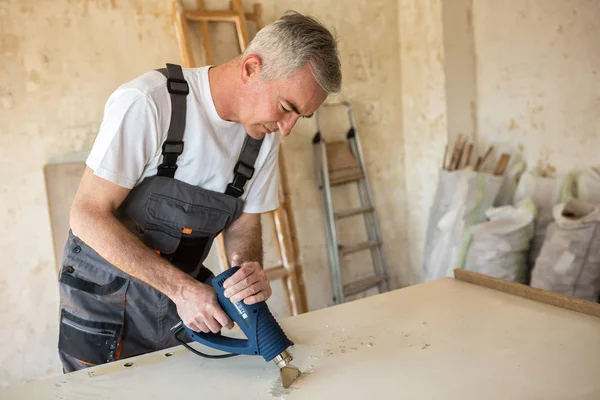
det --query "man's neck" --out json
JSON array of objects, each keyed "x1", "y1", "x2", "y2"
[{"x1": 207, "y1": 57, "x2": 241, "y2": 123}]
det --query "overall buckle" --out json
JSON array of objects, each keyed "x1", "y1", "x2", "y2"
[
  {"x1": 167, "y1": 78, "x2": 189, "y2": 95},
  {"x1": 234, "y1": 161, "x2": 254, "y2": 180},
  {"x1": 162, "y1": 140, "x2": 184, "y2": 155}
]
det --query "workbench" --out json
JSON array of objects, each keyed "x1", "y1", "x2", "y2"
[{"x1": 3, "y1": 271, "x2": 600, "y2": 399}]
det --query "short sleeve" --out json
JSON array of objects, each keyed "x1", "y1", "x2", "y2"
[
  {"x1": 242, "y1": 137, "x2": 280, "y2": 214},
  {"x1": 86, "y1": 88, "x2": 160, "y2": 189}
]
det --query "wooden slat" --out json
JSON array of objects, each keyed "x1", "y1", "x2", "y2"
[
  {"x1": 43, "y1": 162, "x2": 86, "y2": 272},
  {"x1": 185, "y1": 10, "x2": 262, "y2": 24},
  {"x1": 278, "y1": 147, "x2": 308, "y2": 313},
  {"x1": 172, "y1": 0, "x2": 195, "y2": 67},
  {"x1": 475, "y1": 146, "x2": 494, "y2": 172},
  {"x1": 249, "y1": 3, "x2": 264, "y2": 30},
  {"x1": 493, "y1": 153, "x2": 510, "y2": 176},
  {"x1": 343, "y1": 275, "x2": 388, "y2": 297},
  {"x1": 272, "y1": 207, "x2": 303, "y2": 315},
  {"x1": 339, "y1": 240, "x2": 381, "y2": 257},
  {"x1": 326, "y1": 141, "x2": 360, "y2": 172},
  {"x1": 334, "y1": 207, "x2": 374, "y2": 219},
  {"x1": 326, "y1": 140, "x2": 363, "y2": 185},
  {"x1": 453, "y1": 138, "x2": 468, "y2": 171},
  {"x1": 265, "y1": 263, "x2": 288, "y2": 281},
  {"x1": 195, "y1": 0, "x2": 214, "y2": 66},
  {"x1": 231, "y1": 0, "x2": 250, "y2": 52},
  {"x1": 454, "y1": 269, "x2": 600, "y2": 318},
  {"x1": 329, "y1": 169, "x2": 363, "y2": 186},
  {"x1": 185, "y1": 9, "x2": 239, "y2": 22},
  {"x1": 463, "y1": 143, "x2": 474, "y2": 169},
  {"x1": 448, "y1": 134, "x2": 463, "y2": 171}
]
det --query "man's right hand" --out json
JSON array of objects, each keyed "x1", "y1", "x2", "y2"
[{"x1": 173, "y1": 279, "x2": 234, "y2": 333}]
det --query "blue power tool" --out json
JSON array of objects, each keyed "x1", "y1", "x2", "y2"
[{"x1": 172, "y1": 266, "x2": 301, "y2": 388}]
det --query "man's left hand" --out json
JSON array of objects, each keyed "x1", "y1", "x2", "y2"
[{"x1": 223, "y1": 253, "x2": 272, "y2": 305}]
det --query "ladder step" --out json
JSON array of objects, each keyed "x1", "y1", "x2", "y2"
[
  {"x1": 343, "y1": 275, "x2": 388, "y2": 297},
  {"x1": 329, "y1": 169, "x2": 363, "y2": 186},
  {"x1": 326, "y1": 141, "x2": 364, "y2": 186},
  {"x1": 339, "y1": 240, "x2": 381, "y2": 256},
  {"x1": 335, "y1": 207, "x2": 374, "y2": 219}
]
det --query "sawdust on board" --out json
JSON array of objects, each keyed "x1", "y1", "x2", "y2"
[{"x1": 268, "y1": 369, "x2": 314, "y2": 398}]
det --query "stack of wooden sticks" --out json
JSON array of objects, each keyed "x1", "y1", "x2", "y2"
[{"x1": 442, "y1": 135, "x2": 510, "y2": 176}]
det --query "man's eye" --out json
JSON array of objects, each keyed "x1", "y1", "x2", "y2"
[{"x1": 280, "y1": 104, "x2": 290, "y2": 113}]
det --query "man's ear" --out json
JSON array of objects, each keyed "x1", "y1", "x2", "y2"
[{"x1": 241, "y1": 54, "x2": 262, "y2": 83}]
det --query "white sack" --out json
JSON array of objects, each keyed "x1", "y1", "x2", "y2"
[{"x1": 530, "y1": 200, "x2": 600, "y2": 302}]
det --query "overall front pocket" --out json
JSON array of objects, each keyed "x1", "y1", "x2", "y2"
[
  {"x1": 58, "y1": 261, "x2": 129, "y2": 366},
  {"x1": 59, "y1": 310, "x2": 123, "y2": 365}
]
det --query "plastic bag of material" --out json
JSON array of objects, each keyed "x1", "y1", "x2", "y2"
[
  {"x1": 460, "y1": 199, "x2": 536, "y2": 283},
  {"x1": 530, "y1": 200, "x2": 600, "y2": 302},
  {"x1": 494, "y1": 161, "x2": 527, "y2": 207},
  {"x1": 575, "y1": 166, "x2": 600, "y2": 205},
  {"x1": 422, "y1": 170, "x2": 504, "y2": 282},
  {"x1": 513, "y1": 171, "x2": 575, "y2": 273}
]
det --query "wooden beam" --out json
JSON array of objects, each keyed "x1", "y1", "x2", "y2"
[
  {"x1": 454, "y1": 269, "x2": 600, "y2": 318},
  {"x1": 172, "y1": 0, "x2": 195, "y2": 67}
]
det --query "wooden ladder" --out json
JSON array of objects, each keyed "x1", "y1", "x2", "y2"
[{"x1": 171, "y1": 0, "x2": 308, "y2": 316}]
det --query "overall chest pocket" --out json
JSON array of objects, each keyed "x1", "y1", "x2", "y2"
[
  {"x1": 143, "y1": 193, "x2": 234, "y2": 272},
  {"x1": 146, "y1": 193, "x2": 232, "y2": 236}
]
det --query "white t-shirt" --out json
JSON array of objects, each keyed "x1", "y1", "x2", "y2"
[{"x1": 86, "y1": 66, "x2": 280, "y2": 214}]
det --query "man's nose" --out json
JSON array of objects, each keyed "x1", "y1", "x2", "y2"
[{"x1": 277, "y1": 113, "x2": 301, "y2": 137}]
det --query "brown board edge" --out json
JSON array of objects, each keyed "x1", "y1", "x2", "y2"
[{"x1": 454, "y1": 269, "x2": 600, "y2": 319}]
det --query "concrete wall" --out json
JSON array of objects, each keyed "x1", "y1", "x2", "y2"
[
  {"x1": 472, "y1": 0, "x2": 600, "y2": 172},
  {"x1": 398, "y1": 0, "x2": 447, "y2": 280},
  {"x1": 0, "y1": 0, "x2": 408, "y2": 387}
]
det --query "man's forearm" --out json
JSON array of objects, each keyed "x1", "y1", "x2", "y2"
[
  {"x1": 223, "y1": 213, "x2": 263, "y2": 265},
  {"x1": 70, "y1": 206, "x2": 194, "y2": 301}
]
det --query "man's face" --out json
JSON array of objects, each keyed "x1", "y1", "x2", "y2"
[{"x1": 238, "y1": 58, "x2": 328, "y2": 140}]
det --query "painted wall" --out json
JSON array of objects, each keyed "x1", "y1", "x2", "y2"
[
  {"x1": 398, "y1": 0, "x2": 447, "y2": 281},
  {"x1": 0, "y1": 0, "x2": 408, "y2": 387},
  {"x1": 472, "y1": 0, "x2": 600, "y2": 173}
]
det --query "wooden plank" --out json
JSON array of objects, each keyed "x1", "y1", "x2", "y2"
[
  {"x1": 184, "y1": 9, "x2": 261, "y2": 24},
  {"x1": 462, "y1": 143, "x2": 473, "y2": 169},
  {"x1": 43, "y1": 162, "x2": 85, "y2": 272},
  {"x1": 493, "y1": 153, "x2": 510, "y2": 176},
  {"x1": 447, "y1": 134, "x2": 463, "y2": 171},
  {"x1": 339, "y1": 240, "x2": 381, "y2": 257},
  {"x1": 5, "y1": 278, "x2": 600, "y2": 399},
  {"x1": 452, "y1": 138, "x2": 468, "y2": 170},
  {"x1": 277, "y1": 147, "x2": 308, "y2": 313},
  {"x1": 195, "y1": 0, "x2": 214, "y2": 66},
  {"x1": 343, "y1": 275, "x2": 387, "y2": 297},
  {"x1": 334, "y1": 207, "x2": 374, "y2": 219},
  {"x1": 231, "y1": 0, "x2": 250, "y2": 52},
  {"x1": 172, "y1": 0, "x2": 195, "y2": 67},
  {"x1": 475, "y1": 145, "x2": 494, "y2": 172},
  {"x1": 454, "y1": 269, "x2": 600, "y2": 318}
]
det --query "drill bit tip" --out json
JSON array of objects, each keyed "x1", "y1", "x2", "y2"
[{"x1": 280, "y1": 365, "x2": 301, "y2": 389}]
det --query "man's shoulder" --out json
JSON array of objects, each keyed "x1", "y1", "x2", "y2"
[{"x1": 115, "y1": 66, "x2": 203, "y2": 95}]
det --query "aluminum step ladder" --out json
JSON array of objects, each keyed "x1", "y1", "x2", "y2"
[{"x1": 312, "y1": 102, "x2": 392, "y2": 305}]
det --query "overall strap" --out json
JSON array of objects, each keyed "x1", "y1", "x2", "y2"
[
  {"x1": 156, "y1": 64, "x2": 189, "y2": 178},
  {"x1": 225, "y1": 135, "x2": 264, "y2": 198}
]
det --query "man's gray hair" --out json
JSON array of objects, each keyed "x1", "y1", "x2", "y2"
[{"x1": 243, "y1": 10, "x2": 342, "y2": 94}]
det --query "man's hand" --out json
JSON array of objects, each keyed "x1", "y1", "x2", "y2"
[
  {"x1": 223, "y1": 253, "x2": 272, "y2": 305},
  {"x1": 173, "y1": 279, "x2": 234, "y2": 333}
]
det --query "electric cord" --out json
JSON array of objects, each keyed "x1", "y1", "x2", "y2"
[{"x1": 173, "y1": 323, "x2": 239, "y2": 359}]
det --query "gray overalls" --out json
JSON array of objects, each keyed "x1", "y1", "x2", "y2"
[{"x1": 57, "y1": 64, "x2": 263, "y2": 372}]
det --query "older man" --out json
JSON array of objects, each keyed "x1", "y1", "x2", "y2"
[{"x1": 57, "y1": 10, "x2": 342, "y2": 372}]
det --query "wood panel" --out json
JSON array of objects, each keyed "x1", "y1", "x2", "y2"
[
  {"x1": 4, "y1": 278, "x2": 599, "y2": 399},
  {"x1": 43, "y1": 162, "x2": 85, "y2": 272}
]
